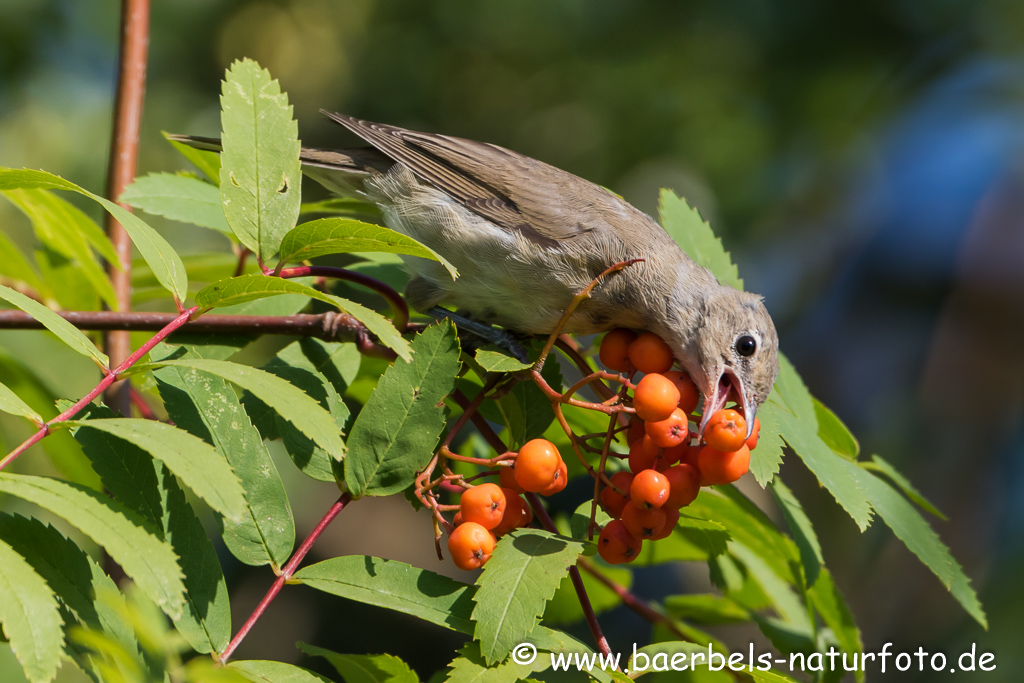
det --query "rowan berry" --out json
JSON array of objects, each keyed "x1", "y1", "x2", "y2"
[
  {"x1": 663, "y1": 371, "x2": 700, "y2": 414},
  {"x1": 651, "y1": 507, "x2": 680, "y2": 540},
  {"x1": 645, "y1": 408, "x2": 690, "y2": 448},
  {"x1": 697, "y1": 444, "x2": 751, "y2": 485},
  {"x1": 499, "y1": 465, "x2": 525, "y2": 494},
  {"x1": 633, "y1": 373, "x2": 681, "y2": 422},
  {"x1": 448, "y1": 522, "x2": 496, "y2": 571},
  {"x1": 599, "y1": 471, "x2": 634, "y2": 518},
  {"x1": 599, "y1": 328, "x2": 636, "y2": 373},
  {"x1": 491, "y1": 489, "x2": 530, "y2": 536},
  {"x1": 664, "y1": 464, "x2": 701, "y2": 508},
  {"x1": 627, "y1": 332, "x2": 674, "y2": 374},
  {"x1": 746, "y1": 416, "x2": 761, "y2": 450},
  {"x1": 704, "y1": 409, "x2": 747, "y2": 453},
  {"x1": 621, "y1": 504, "x2": 668, "y2": 539},
  {"x1": 539, "y1": 459, "x2": 568, "y2": 496},
  {"x1": 598, "y1": 520, "x2": 642, "y2": 564},
  {"x1": 627, "y1": 416, "x2": 646, "y2": 445},
  {"x1": 459, "y1": 483, "x2": 506, "y2": 530},
  {"x1": 630, "y1": 469, "x2": 670, "y2": 510},
  {"x1": 628, "y1": 435, "x2": 668, "y2": 473},
  {"x1": 514, "y1": 439, "x2": 562, "y2": 492}
]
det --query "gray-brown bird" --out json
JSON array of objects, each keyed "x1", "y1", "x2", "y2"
[{"x1": 175, "y1": 112, "x2": 778, "y2": 436}]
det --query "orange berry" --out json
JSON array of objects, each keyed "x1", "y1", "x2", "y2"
[
  {"x1": 621, "y1": 504, "x2": 668, "y2": 539},
  {"x1": 745, "y1": 416, "x2": 761, "y2": 450},
  {"x1": 627, "y1": 332, "x2": 674, "y2": 374},
  {"x1": 599, "y1": 328, "x2": 636, "y2": 373},
  {"x1": 448, "y1": 522, "x2": 496, "y2": 571},
  {"x1": 645, "y1": 408, "x2": 690, "y2": 448},
  {"x1": 628, "y1": 436, "x2": 668, "y2": 473},
  {"x1": 697, "y1": 445, "x2": 751, "y2": 485},
  {"x1": 492, "y1": 489, "x2": 529, "y2": 536},
  {"x1": 662, "y1": 441, "x2": 689, "y2": 466},
  {"x1": 703, "y1": 409, "x2": 747, "y2": 452},
  {"x1": 600, "y1": 471, "x2": 634, "y2": 518},
  {"x1": 459, "y1": 483, "x2": 506, "y2": 530},
  {"x1": 515, "y1": 439, "x2": 562, "y2": 492},
  {"x1": 627, "y1": 416, "x2": 646, "y2": 445},
  {"x1": 453, "y1": 511, "x2": 464, "y2": 526},
  {"x1": 633, "y1": 373, "x2": 681, "y2": 422},
  {"x1": 664, "y1": 371, "x2": 700, "y2": 414},
  {"x1": 499, "y1": 465, "x2": 525, "y2": 494},
  {"x1": 630, "y1": 469, "x2": 670, "y2": 509},
  {"x1": 664, "y1": 464, "x2": 701, "y2": 508},
  {"x1": 598, "y1": 520, "x2": 642, "y2": 564},
  {"x1": 651, "y1": 507, "x2": 680, "y2": 540},
  {"x1": 539, "y1": 459, "x2": 568, "y2": 496}
]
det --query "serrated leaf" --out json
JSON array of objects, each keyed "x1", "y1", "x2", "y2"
[
  {"x1": 770, "y1": 480, "x2": 823, "y2": 587},
  {"x1": 345, "y1": 321, "x2": 460, "y2": 496},
  {"x1": 663, "y1": 594, "x2": 750, "y2": 625},
  {"x1": 165, "y1": 131, "x2": 221, "y2": 185},
  {"x1": 658, "y1": 189, "x2": 742, "y2": 290},
  {"x1": 808, "y1": 569, "x2": 863, "y2": 683},
  {"x1": 490, "y1": 359, "x2": 560, "y2": 450},
  {"x1": 2, "y1": 188, "x2": 118, "y2": 309},
  {"x1": 730, "y1": 543, "x2": 810, "y2": 631},
  {"x1": 474, "y1": 348, "x2": 532, "y2": 373},
  {"x1": 861, "y1": 471, "x2": 986, "y2": 627},
  {"x1": 749, "y1": 397, "x2": 786, "y2": 486},
  {"x1": 443, "y1": 641, "x2": 541, "y2": 683},
  {"x1": 65, "y1": 418, "x2": 247, "y2": 523},
  {"x1": 219, "y1": 59, "x2": 301, "y2": 259},
  {"x1": 544, "y1": 562, "x2": 632, "y2": 626},
  {"x1": 813, "y1": 399, "x2": 858, "y2": 460},
  {"x1": 293, "y1": 556, "x2": 476, "y2": 634},
  {"x1": 0, "y1": 168, "x2": 188, "y2": 301},
  {"x1": 862, "y1": 455, "x2": 946, "y2": 520},
  {"x1": 0, "y1": 538, "x2": 63, "y2": 683},
  {"x1": 472, "y1": 529, "x2": 586, "y2": 665},
  {"x1": 277, "y1": 218, "x2": 457, "y2": 278},
  {"x1": 298, "y1": 643, "x2": 419, "y2": 683},
  {"x1": 0, "y1": 473, "x2": 186, "y2": 619},
  {"x1": 631, "y1": 514, "x2": 730, "y2": 566},
  {"x1": 143, "y1": 357, "x2": 345, "y2": 462},
  {"x1": 196, "y1": 274, "x2": 412, "y2": 361},
  {"x1": 152, "y1": 342, "x2": 295, "y2": 568},
  {"x1": 121, "y1": 173, "x2": 232, "y2": 235},
  {"x1": 0, "y1": 283, "x2": 108, "y2": 365},
  {"x1": 0, "y1": 381, "x2": 42, "y2": 424},
  {"x1": 230, "y1": 661, "x2": 332, "y2": 683}
]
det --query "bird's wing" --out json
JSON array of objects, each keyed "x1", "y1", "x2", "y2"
[{"x1": 322, "y1": 111, "x2": 647, "y2": 247}]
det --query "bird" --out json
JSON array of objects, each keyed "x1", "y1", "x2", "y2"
[{"x1": 172, "y1": 112, "x2": 778, "y2": 436}]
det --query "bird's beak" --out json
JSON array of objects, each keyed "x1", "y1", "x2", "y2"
[{"x1": 698, "y1": 367, "x2": 756, "y2": 440}]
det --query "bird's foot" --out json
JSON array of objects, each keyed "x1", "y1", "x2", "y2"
[{"x1": 427, "y1": 307, "x2": 529, "y2": 363}]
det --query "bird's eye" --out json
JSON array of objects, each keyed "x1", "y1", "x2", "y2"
[{"x1": 735, "y1": 335, "x2": 757, "y2": 357}]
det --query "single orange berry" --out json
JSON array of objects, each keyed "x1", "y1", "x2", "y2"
[
  {"x1": 651, "y1": 507, "x2": 680, "y2": 540},
  {"x1": 459, "y1": 483, "x2": 506, "y2": 530},
  {"x1": 626, "y1": 416, "x2": 646, "y2": 445},
  {"x1": 599, "y1": 328, "x2": 637, "y2": 373},
  {"x1": 697, "y1": 444, "x2": 751, "y2": 485},
  {"x1": 492, "y1": 489, "x2": 529, "y2": 536},
  {"x1": 662, "y1": 441, "x2": 690, "y2": 466},
  {"x1": 598, "y1": 520, "x2": 642, "y2": 564},
  {"x1": 600, "y1": 471, "x2": 634, "y2": 518},
  {"x1": 499, "y1": 465, "x2": 525, "y2": 494},
  {"x1": 539, "y1": 458, "x2": 568, "y2": 496},
  {"x1": 515, "y1": 439, "x2": 561, "y2": 492},
  {"x1": 645, "y1": 408, "x2": 690, "y2": 447},
  {"x1": 630, "y1": 469, "x2": 671, "y2": 510},
  {"x1": 453, "y1": 511, "x2": 464, "y2": 527},
  {"x1": 745, "y1": 416, "x2": 761, "y2": 450},
  {"x1": 703, "y1": 409, "x2": 748, "y2": 453},
  {"x1": 628, "y1": 436, "x2": 668, "y2": 473},
  {"x1": 627, "y1": 332, "x2": 674, "y2": 374},
  {"x1": 633, "y1": 373, "x2": 681, "y2": 422},
  {"x1": 664, "y1": 464, "x2": 701, "y2": 508},
  {"x1": 663, "y1": 370, "x2": 700, "y2": 414},
  {"x1": 621, "y1": 503, "x2": 668, "y2": 539},
  {"x1": 448, "y1": 522, "x2": 497, "y2": 571}
]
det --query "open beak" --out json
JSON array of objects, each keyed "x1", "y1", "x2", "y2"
[{"x1": 698, "y1": 367, "x2": 756, "y2": 440}]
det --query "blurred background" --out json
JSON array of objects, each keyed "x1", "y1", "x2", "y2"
[{"x1": 1, "y1": 0, "x2": 1023, "y2": 680}]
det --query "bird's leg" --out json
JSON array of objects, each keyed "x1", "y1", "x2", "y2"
[{"x1": 426, "y1": 307, "x2": 528, "y2": 363}]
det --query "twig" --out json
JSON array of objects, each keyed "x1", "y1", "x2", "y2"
[
  {"x1": 275, "y1": 265, "x2": 409, "y2": 333},
  {"x1": 218, "y1": 493, "x2": 352, "y2": 663}
]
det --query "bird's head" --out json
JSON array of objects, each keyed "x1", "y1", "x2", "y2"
[{"x1": 676, "y1": 287, "x2": 779, "y2": 439}]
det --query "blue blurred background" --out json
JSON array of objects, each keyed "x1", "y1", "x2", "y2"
[{"x1": 1, "y1": 0, "x2": 1023, "y2": 680}]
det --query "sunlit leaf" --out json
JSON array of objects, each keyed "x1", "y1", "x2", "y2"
[
  {"x1": 121, "y1": 173, "x2": 232, "y2": 235},
  {"x1": 0, "y1": 537, "x2": 63, "y2": 683},
  {"x1": 0, "y1": 283, "x2": 107, "y2": 365},
  {"x1": 659, "y1": 188, "x2": 742, "y2": 290}
]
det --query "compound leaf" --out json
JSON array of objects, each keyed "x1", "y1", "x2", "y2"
[
  {"x1": 0, "y1": 537, "x2": 63, "y2": 683},
  {"x1": 297, "y1": 643, "x2": 419, "y2": 683},
  {"x1": 0, "y1": 283, "x2": 107, "y2": 366},
  {"x1": 122, "y1": 173, "x2": 231, "y2": 235},
  {"x1": 659, "y1": 188, "x2": 742, "y2": 290}
]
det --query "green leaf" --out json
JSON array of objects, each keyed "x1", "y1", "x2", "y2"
[
  {"x1": 293, "y1": 556, "x2": 476, "y2": 634},
  {"x1": 812, "y1": 399, "x2": 858, "y2": 460},
  {"x1": 632, "y1": 514, "x2": 731, "y2": 566},
  {"x1": 2, "y1": 188, "x2": 117, "y2": 309},
  {"x1": 0, "y1": 284, "x2": 107, "y2": 365},
  {"x1": 0, "y1": 381, "x2": 42, "y2": 424},
  {"x1": 0, "y1": 229, "x2": 45, "y2": 294},
  {"x1": 769, "y1": 480, "x2": 823, "y2": 587},
  {"x1": 277, "y1": 218, "x2": 457, "y2": 278},
  {"x1": 0, "y1": 538, "x2": 63, "y2": 683},
  {"x1": 165, "y1": 131, "x2": 222, "y2": 185},
  {"x1": 219, "y1": 59, "x2": 301, "y2": 259},
  {"x1": 0, "y1": 168, "x2": 188, "y2": 301},
  {"x1": 861, "y1": 455, "x2": 946, "y2": 520},
  {"x1": 297, "y1": 643, "x2": 419, "y2": 683},
  {"x1": 121, "y1": 173, "x2": 232, "y2": 235},
  {"x1": 472, "y1": 529, "x2": 586, "y2": 665},
  {"x1": 152, "y1": 343, "x2": 295, "y2": 568},
  {"x1": 730, "y1": 543, "x2": 810, "y2": 631},
  {"x1": 65, "y1": 418, "x2": 247, "y2": 523},
  {"x1": 196, "y1": 274, "x2": 412, "y2": 361},
  {"x1": 443, "y1": 641, "x2": 541, "y2": 683},
  {"x1": 0, "y1": 473, "x2": 186, "y2": 620},
  {"x1": 300, "y1": 197, "x2": 382, "y2": 220},
  {"x1": 658, "y1": 189, "x2": 742, "y2": 290},
  {"x1": 807, "y1": 570, "x2": 863, "y2": 683},
  {"x1": 748, "y1": 670, "x2": 800, "y2": 683},
  {"x1": 861, "y1": 471, "x2": 986, "y2": 627},
  {"x1": 474, "y1": 347, "x2": 532, "y2": 373},
  {"x1": 142, "y1": 358, "x2": 346, "y2": 462},
  {"x1": 345, "y1": 321, "x2": 460, "y2": 496},
  {"x1": 663, "y1": 594, "x2": 750, "y2": 625},
  {"x1": 230, "y1": 661, "x2": 332, "y2": 683},
  {"x1": 628, "y1": 641, "x2": 707, "y2": 677},
  {"x1": 749, "y1": 397, "x2": 786, "y2": 486},
  {"x1": 544, "y1": 559, "x2": 632, "y2": 626}
]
